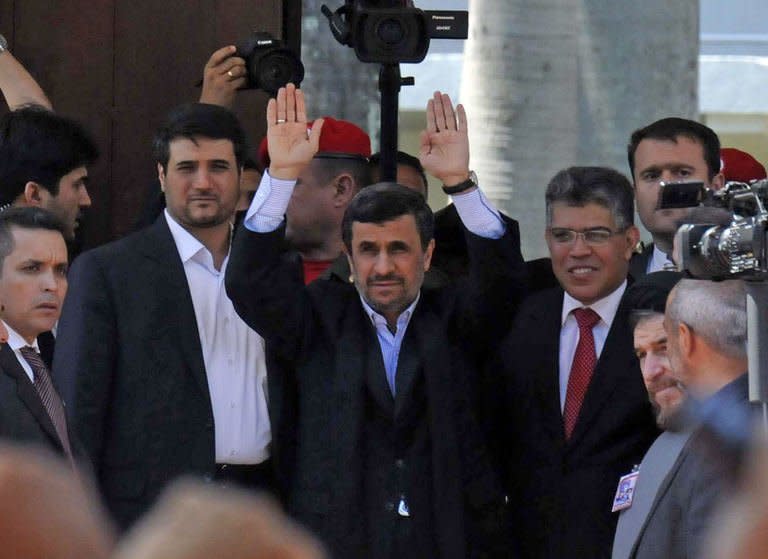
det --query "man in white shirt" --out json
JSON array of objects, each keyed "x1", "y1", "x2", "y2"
[
  {"x1": 492, "y1": 166, "x2": 659, "y2": 559},
  {"x1": 0, "y1": 207, "x2": 79, "y2": 463},
  {"x1": 626, "y1": 118, "x2": 725, "y2": 278},
  {"x1": 53, "y1": 103, "x2": 272, "y2": 530}
]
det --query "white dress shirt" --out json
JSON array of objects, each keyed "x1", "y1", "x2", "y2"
[
  {"x1": 558, "y1": 281, "x2": 627, "y2": 411},
  {"x1": 2, "y1": 320, "x2": 39, "y2": 382},
  {"x1": 164, "y1": 211, "x2": 271, "y2": 464},
  {"x1": 647, "y1": 245, "x2": 675, "y2": 274}
]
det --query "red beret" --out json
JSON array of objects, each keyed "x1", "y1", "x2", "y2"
[
  {"x1": 720, "y1": 147, "x2": 767, "y2": 183},
  {"x1": 257, "y1": 116, "x2": 371, "y2": 172}
]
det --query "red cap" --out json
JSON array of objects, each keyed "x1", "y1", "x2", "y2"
[
  {"x1": 720, "y1": 147, "x2": 767, "y2": 183},
  {"x1": 257, "y1": 116, "x2": 371, "y2": 172}
]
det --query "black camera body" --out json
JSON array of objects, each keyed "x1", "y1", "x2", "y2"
[
  {"x1": 658, "y1": 180, "x2": 768, "y2": 280},
  {"x1": 323, "y1": 1, "x2": 468, "y2": 64},
  {"x1": 236, "y1": 32, "x2": 304, "y2": 95}
]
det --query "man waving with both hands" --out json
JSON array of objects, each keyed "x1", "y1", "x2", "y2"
[{"x1": 226, "y1": 84, "x2": 527, "y2": 559}]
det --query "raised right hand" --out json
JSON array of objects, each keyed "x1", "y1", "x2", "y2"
[{"x1": 266, "y1": 83, "x2": 324, "y2": 180}]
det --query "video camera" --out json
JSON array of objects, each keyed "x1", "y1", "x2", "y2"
[
  {"x1": 321, "y1": 0, "x2": 468, "y2": 64},
  {"x1": 658, "y1": 179, "x2": 768, "y2": 280}
]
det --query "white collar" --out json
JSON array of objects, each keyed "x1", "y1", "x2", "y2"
[
  {"x1": 561, "y1": 280, "x2": 627, "y2": 327},
  {"x1": 164, "y1": 209, "x2": 208, "y2": 264},
  {"x1": 650, "y1": 245, "x2": 673, "y2": 272},
  {"x1": 2, "y1": 320, "x2": 40, "y2": 351}
]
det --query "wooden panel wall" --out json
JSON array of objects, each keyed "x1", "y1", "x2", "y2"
[{"x1": 0, "y1": 0, "x2": 298, "y2": 247}]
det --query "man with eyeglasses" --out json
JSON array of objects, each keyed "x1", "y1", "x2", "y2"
[{"x1": 488, "y1": 166, "x2": 658, "y2": 558}]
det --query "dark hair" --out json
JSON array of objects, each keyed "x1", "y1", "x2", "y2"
[
  {"x1": 627, "y1": 117, "x2": 721, "y2": 181},
  {"x1": 628, "y1": 308, "x2": 664, "y2": 332},
  {"x1": 624, "y1": 270, "x2": 683, "y2": 321},
  {"x1": 545, "y1": 166, "x2": 635, "y2": 230},
  {"x1": 313, "y1": 155, "x2": 371, "y2": 193},
  {"x1": 0, "y1": 106, "x2": 98, "y2": 206},
  {"x1": 153, "y1": 103, "x2": 249, "y2": 171},
  {"x1": 0, "y1": 207, "x2": 67, "y2": 270},
  {"x1": 368, "y1": 151, "x2": 428, "y2": 196},
  {"x1": 243, "y1": 156, "x2": 260, "y2": 172},
  {"x1": 342, "y1": 182, "x2": 434, "y2": 252}
]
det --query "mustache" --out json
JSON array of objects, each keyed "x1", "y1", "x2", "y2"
[{"x1": 367, "y1": 274, "x2": 404, "y2": 284}]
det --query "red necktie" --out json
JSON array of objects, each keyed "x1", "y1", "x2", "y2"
[{"x1": 563, "y1": 308, "x2": 601, "y2": 439}]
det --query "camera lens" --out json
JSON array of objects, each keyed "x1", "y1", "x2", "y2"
[
  {"x1": 253, "y1": 49, "x2": 305, "y2": 96},
  {"x1": 376, "y1": 17, "x2": 405, "y2": 45}
]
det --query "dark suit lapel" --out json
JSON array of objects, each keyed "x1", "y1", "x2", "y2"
[
  {"x1": 394, "y1": 325, "x2": 420, "y2": 418},
  {"x1": 37, "y1": 331, "x2": 55, "y2": 369},
  {"x1": 0, "y1": 344, "x2": 62, "y2": 449},
  {"x1": 532, "y1": 290, "x2": 568, "y2": 442},
  {"x1": 326, "y1": 298, "x2": 370, "y2": 515},
  {"x1": 134, "y1": 217, "x2": 210, "y2": 398},
  {"x1": 366, "y1": 329, "x2": 395, "y2": 416},
  {"x1": 629, "y1": 244, "x2": 653, "y2": 281}
]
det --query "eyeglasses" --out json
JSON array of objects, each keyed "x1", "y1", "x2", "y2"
[{"x1": 547, "y1": 227, "x2": 624, "y2": 245}]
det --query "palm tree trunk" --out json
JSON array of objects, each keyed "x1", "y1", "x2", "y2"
[{"x1": 461, "y1": 0, "x2": 698, "y2": 258}]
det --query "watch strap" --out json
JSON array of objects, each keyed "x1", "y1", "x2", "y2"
[{"x1": 442, "y1": 171, "x2": 477, "y2": 195}]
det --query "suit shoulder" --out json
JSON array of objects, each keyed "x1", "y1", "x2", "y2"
[
  {"x1": 71, "y1": 226, "x2": 168, "y2": 271},
  {"x1": 517, "y1": 287, "x2": 563, "y2": 316},
  {"x1": 497, "y1": 288, "x2": 561, "y2": 356}
]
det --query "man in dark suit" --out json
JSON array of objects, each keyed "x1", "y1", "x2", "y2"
[
  {"x1": 226, "y1": 85, "x2": 526, "y2": 558},
  {"x1": 626, "y1": 118, "x2": 723, "y2": 279},
  {"x1": 492, "y1": 166, "x2": 659, "y2": 558},
  {"x1": 0, "y1": 207, "x2": 78, "y2": 464},
  {"x1": 54, "y1": 103, "x2": 274, "y2": 530},
  {"x1": 612, "y1": 272, "x2": 727, "y2": 559}
]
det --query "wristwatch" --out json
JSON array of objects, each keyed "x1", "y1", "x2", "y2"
[
  {"x1": 442, "y1": 170, "x2": 478, "y2": 195},
  {"x1": 0, "y1": 34, "x2": 7, "y2": 54}
]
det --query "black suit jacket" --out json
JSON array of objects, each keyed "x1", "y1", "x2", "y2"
[
  {"x1": 226, "y1": 218, "x2": 526, "y2": 559},
  {"x1": 629, "y1": 244, "x2": 653, "y2": 281},
  {"x1": 37, "y1": 331, "x2": 55, "y2": 369},
  {"x1": 434, "y1": 204, "x2": 557, "y2": 291},
  {"x1": 491, "y1": 287, "x2": 658, "y2": 559},
  {"x1": 0, "y1": 343, "x2": 82, "y2": 459},
  {"x1": 53, "y1": 217, "x2": 219, "y2": 530}
]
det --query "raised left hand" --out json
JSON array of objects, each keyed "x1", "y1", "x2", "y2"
[{"x1": 419, "y1": 91, "x2": 470, "y2": 186}]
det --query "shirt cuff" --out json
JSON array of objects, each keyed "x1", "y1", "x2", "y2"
[
  {"x1": 244, "y1": 170, "x2": 297, "y2": 233},
  {"x1": 449, "y1": 186, "x2": 506, "y2": 239}
]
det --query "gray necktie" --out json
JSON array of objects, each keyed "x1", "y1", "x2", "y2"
[{"x1": 19, "y1": 346, "x2": 73, "y2": 460}]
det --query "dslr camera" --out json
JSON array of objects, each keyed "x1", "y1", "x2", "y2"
[
  {"x1": 658, "y1": 179, "x2": 768, "y2": 280},
  {"x1": 236, "y1": 32, "x2": 304, "y2": 95}
]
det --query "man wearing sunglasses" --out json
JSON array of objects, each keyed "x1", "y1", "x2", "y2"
[{"x1": 490, "y1": 166, "x2": 658, "y2": 558}]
